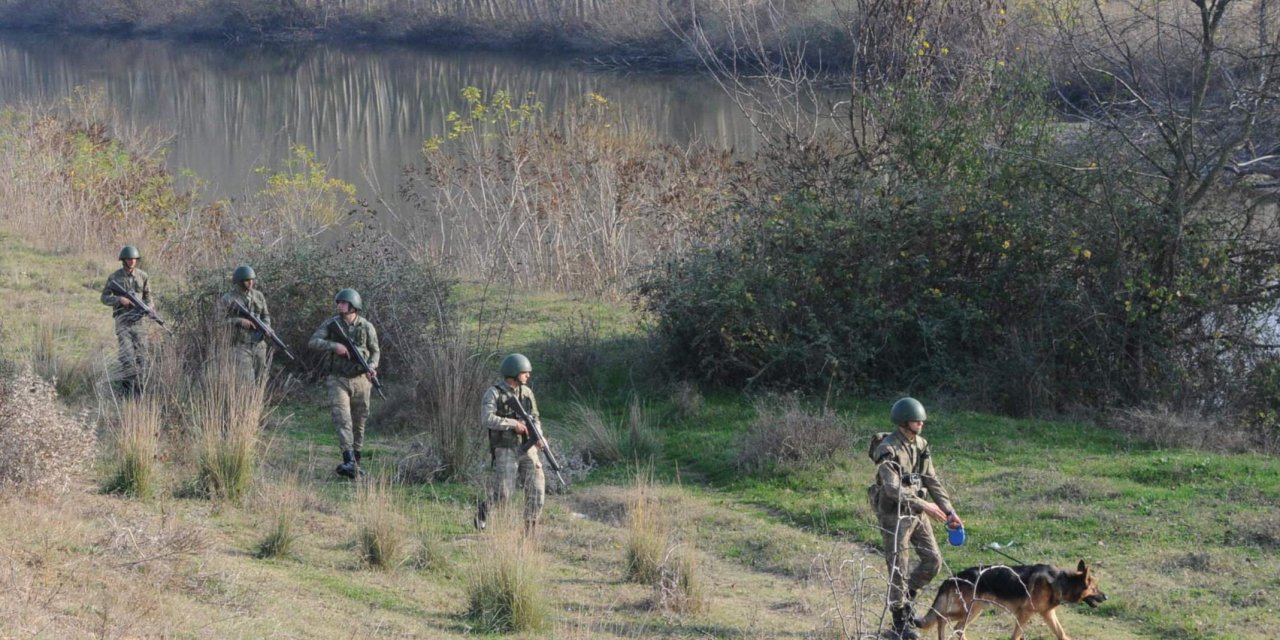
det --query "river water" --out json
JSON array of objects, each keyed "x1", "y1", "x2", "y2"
[{"x1": 0, "y1": 32, "x2": 760, "y2": 203}]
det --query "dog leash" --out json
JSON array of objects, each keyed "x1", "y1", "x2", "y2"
[{"x1": 984, "y1": 541, "x2": 1026, "y2": 565}]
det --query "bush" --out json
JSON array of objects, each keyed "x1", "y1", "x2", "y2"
[
  {"x1": 0, "y1": 362, "x2": 96, "y2": 491},
  {"x1": 168, "y1": 232, "x2": 456, "y2": 384},
  {"x1": 641, "y1": 55, "x2": 1280, "y2": 417},
  {"x1": 735, "y1": 396, "x2": 849, "y2": 474}
]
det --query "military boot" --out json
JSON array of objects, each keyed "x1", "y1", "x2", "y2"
[
  {"x1": 353, "y1": 450, "x2": 367, "y2": 478},
  {"x1": 890, "y1": 605, "x2": 919, "y2": 640},
  {"x1": 335, "y1": 450, "x2": 357, "y2": 479},
  {"x1": 473, "y1": 501, "x2": 487, "y2": 530}
]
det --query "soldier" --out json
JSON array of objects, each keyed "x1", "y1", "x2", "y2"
[
  {"x1": 219, "y1": 265, "x2": 271, "y2": 383},
  {"x1": 100, "y1": 245, "x2": 151, "y2": 394},
  {"x1": 869, "y1": 397, "x2": 964, "y2": 640},
  {"x1": 474, "y1": 353, "x2": 547, "y2": 535},
  {"x1": 308, "y1": 288, "x2": 380, "y2": 479}
]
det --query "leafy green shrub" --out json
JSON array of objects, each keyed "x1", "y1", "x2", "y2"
[{"x1": 641, "y1": 60, "x2": 1280, "y2": 416}]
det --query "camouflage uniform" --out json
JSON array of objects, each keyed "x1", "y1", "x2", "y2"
[
  {"x1": 308, "y1": 315, "x2": 380, "y2": 458},
  {"x1": 871, "y1": 430, "x2": 955, "y2": 608},
  {"x1": 219, "y1": 287, "x2": 270, "y2": 382},
  {"x1": 481, "y1": 381, "x2": 545, "y2": 526},
  {"x1": 100, "y1": 267, "x2": 151, "y2": 388}
]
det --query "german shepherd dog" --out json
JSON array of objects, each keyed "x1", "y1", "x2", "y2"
[{"x1": 916, "y1": 560, "x2": 1107, "y2": 640}]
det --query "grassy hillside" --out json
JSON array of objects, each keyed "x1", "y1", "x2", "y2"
[{"x1": 0, "y1": 233, "x2": 1275, "y2": 639}]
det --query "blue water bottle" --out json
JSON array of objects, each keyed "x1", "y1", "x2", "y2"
[{"x1": 947, "y1": 524, "x2": 966, "y2": 546}]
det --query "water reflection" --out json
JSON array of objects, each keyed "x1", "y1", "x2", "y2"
[{"x1": 0, "y1": 33, "x2": 760, "y2": 203}]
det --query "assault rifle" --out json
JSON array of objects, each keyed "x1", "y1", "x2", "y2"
[
  {"x1": 107, "y1": 279, "x2": 173, "y2": 333},
  {"x1": 331, "y1": 319, "x2": 385, "y2": 399},
  {"x1": 507, "y1": 389, "x2": 565, "y2": 487},
  {"x1": 231, "y1": 300, "x2": 296, "y2": 361}
]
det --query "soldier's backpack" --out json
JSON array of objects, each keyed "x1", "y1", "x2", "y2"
[
  {"x1": 867, "y1": 431, "x2": 891, "y2": 462},
  {"x1": 866, "y1": 432, "x2": 891, "y2": 510}
]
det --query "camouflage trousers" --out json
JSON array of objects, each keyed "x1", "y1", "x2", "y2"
[
  {"x1": 232, "y1": 340, "x2": 268, "y2": 383},
  {"x1": 327, "y1": 374, "x2": 371, "y2": 454},
  {"x1": 488, "y1": 445, "x2": 545, "y2": 525},
  {"x1": 113, "y1": 317, "x2": 147, "y2": 385},
  {"x1": 878, "y1": 510, "x2": 942, "y2": 607}
]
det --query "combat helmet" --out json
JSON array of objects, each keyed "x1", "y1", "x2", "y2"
[
  {"x1": 232, "y1": 265, "x2": 256, "y2": 283},
  {"x1": 335, "y1": 288, "x2": 363, "y2": 311},
  {"x1": 500, "y1": 353, "x2": 532, "y2": 378},
  {"x1": 890, "y1": 397, "x2": 927, "y2": 424},
  {"x1": 118, "y1": 245, "x2": 141, "y2": 260}
]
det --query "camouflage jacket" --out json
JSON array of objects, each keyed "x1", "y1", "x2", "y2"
[
  {"x1": 481, "y1": 381, "x2": 540, "y2": 450},
  {"x1": 308, "y1": 315, "x2": 380, "y2": 378},
  {"x1": 219, "y1": 287, "x2": 271, "y2": 346},
  {"x1": 872, "y1": 429, "x2": 955, "y2": 517},
  {"x1": 100, "y1": 267, "x2": 152, "y2": 321}
]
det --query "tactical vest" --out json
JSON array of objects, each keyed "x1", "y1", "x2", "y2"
[{"x1": 489, "y1": 384, "x2": 533, "y2": 450}]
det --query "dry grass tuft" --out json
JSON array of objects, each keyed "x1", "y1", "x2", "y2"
[
  {"x1": 569, "y1": 396, "x2": 659, "y2": 466},
  {"x1": 623, "y1": 466, "x2": 668, "y2": 585},
  {"x1": 1109, "y1": 406, "x2": 1252, "y2": 452},
  {"x1": 396, "y1": 337, "x2": 491, "y2": 481},
  {"x1": 354, "y1": 473, "x2": 412, "y2": 570},
  {"x1": 254, "y1": 473, "x2": 305, "y2": 559},
  {"x1": 656, "y1": 543, "x2": 708, "y2": 615},
  {"x1": 735, "y1": 395, "x2": 848, "y2": 473},
  {"x1": 465, "y1": 506, "x2": 551, "y2": 633},
  {"x1": 103, "y1": 396, "x2": 161, "y2": 498},
  {"x1": 191, "y1": 345, "x2": 268, "y2": 502},
  {"x1": 0, "y1": 362, "x2": 95, "y2": 491}
]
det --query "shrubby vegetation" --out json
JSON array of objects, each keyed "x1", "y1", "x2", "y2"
[
  {"x1": 0, "y1": 361, "x2": 96, "y2": 491},
  {"x1": 643, "y1": 1, "x2": 1280, "y2": 429}
]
